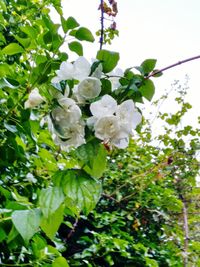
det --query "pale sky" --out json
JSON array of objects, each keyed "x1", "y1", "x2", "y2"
[{"x1": 51, "y1": 0, "x2": 200, "y2": 126}]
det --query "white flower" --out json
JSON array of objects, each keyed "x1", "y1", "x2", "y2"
[
  {"x1": 24, "y1": 88, "x2": 44, "y2": 109},
  {"x1": 116, "y1": 99, "x2": 142, "y2": 134},
  {"x1": 108, "y1": 68, "x2": 124, "y2": 91},
  {"x1": 78, "y1": 77, "x2": 101, "y2": 100},
  {"x1": 52, "y1": 121, "x2": 85, "y2": 151},
  {"x1": 93, "y1": 115, "x2": 130, "y2": 149},
  {"x1": 51, "y1": 97, "x2": 82, "y2": 127},
  {"x1": 94, "y1": 115, "x2": 120, "y2": 141},
  {"x1": 90, "y1": 94, "x2": 117, "y2": 118},
  {"x1": 51, "y1": 56, "x2": 91, "y2": 83}
]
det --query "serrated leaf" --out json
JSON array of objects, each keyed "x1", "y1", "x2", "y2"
[
  {"x1": 12, "y1": 209, "x2": 41, "y2": 243},
  {"x1": 96, "y1": 49, "x2": 119, "y2": 73},
  {"x1": 139, "y1": 79, "x2": 155, "y2": 101},
  {"x1": 2, "y1": 43, "x2": 24, "y2": 55},
  {"x1": 68, "y1": 41, "x2": 83, "y2": 56},
  {"x1": 140, "y1": 59, "x2": 157, "y2": 75},
  {"x1": 52, "y1": 257, "x2": 69, "y2": 267},
  {"x1": 53, "y1": 170, "x2": 102, "y2": 215},
  {"x1": 75, "y1": 27, "x2": 95, "y2": 42},
  {"x1": 40, "y1": 204, "x2": 64, "y2": 239},
  {"x1": 39, "y1": 187, "x2": 65, "y2": 218}
]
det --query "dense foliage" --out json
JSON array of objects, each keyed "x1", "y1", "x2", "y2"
[{"x1": 0, "y1": 0, "x2": 199, "y2": 266}]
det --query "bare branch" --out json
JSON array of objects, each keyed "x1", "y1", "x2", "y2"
[{"x1": 147, "y1": 55, "x2": 200, "y2": 79}]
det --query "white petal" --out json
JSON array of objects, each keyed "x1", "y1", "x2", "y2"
[
  {"x1": 111, "y1": 135, "x2": 129, "y2": 149},
  {"x1": 78, "y1": 77, "x2": 101, "y2": 100},
  {"x1": 86, "y1": 116, "x2": 98, "y2": 129},
  {"x1": 116, "y1": 100, "x2": 142, "y2": 132},
  {"x1": 59, "y1": 61, "x2": 74, "y2": 80},
  {"x1": 109, "y1": 68, "x2": 124, "y2": 91},
  {"x1": 73, "y1": 57, "x2": 91, "y2": 81},
  {"x1": 90, "y1": 94, "x2": 117, "y2": 118},
  {"x1": 24, "y1": 88, "x2": 44, "y2": 109},
  {"x1": 94, "y1": 115, "x2": 120, "y2": 140},
  {"x1": 131, "y1": 111, "x2": 142, "y2": 129},
  {"x1": 51, "y1": 76, "x2": 61, "y2": 83}
]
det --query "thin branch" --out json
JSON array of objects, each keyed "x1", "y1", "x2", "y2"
[
  {"x1": 67, "y1": 217, "x2": 79, "y2": 239},
  {"x1": 147, "y1": 55, "x2": 200, "y2": 79},
  {"x1": 99, "y1": 0, "x2": 104, "y2": 50}
]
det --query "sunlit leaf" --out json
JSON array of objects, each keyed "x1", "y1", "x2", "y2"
[
  {"x1": 96, "y1": 49, "x2": 120, "y2": 73},
  {"x1": 2, "y1": 43, "x2": 24, "y2": 55},
  {"x1": 39, "y1": 187, "x2": 65, "y2": 218},
  {"x1": 75, "y1": 27, "x2": 95, "y2": 42},
  {"x1": 12, "y1": 209, "x2": 41, "y2": 243}
]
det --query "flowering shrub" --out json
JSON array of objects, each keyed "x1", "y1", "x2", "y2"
[
  {"x1": 26, "y1": 55, "x2": 156, "y2": 151},
  {"x1": 0, "y1": 0, "x2": 161, "y2": 265}
]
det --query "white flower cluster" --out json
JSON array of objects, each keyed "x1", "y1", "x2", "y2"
[{"x1": 46, "y1": 56, "x2": 142, "y2": 151}]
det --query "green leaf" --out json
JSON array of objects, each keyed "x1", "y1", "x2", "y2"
[
  {"x1": 20, "y1": 25, "x2": 38, "y2": 39},
  {"x1": 139, "y1": 79, "x2": 155, "y2": 101},
  {"x1": 11, "y1": 209, "x2": 41, "y2": 243},
  {"x1": 53, "y1": 170, "x2": 102, "y2": 215},
  {"x1": 68, "y1": 41, "x2": 83, "y2": 56},
  {"x1": 40, "y1": 204, "x2": 64, "y2": 239},
  {"x1": 91, "y1": 145, "x2": 107, "y2": 178},
  {"x1": 52, "y1": 257, "x2": 69, "y2": 267},
  {"x1": 140, "y1": 59, "x2": 157, "y2": 75},
  {"x1": 0, "y1": 63, "x2": 11, "y2": 78},
  {"x1": 0, "y1": 32, "x2": 6, "y2": 44},
  {"x1": 39, "y1": 187, "x2": 65, "y2": 218},
  {"x1": 77, "y1": 143, "x2": 107, "y2": 178},
  {"x1": 75, "y1": 27, "x2": 95, "y2": 42},
  {"x1": 14, "y1": 35, "x2": 31, "y2": 48},
  {"x1": 0, "y1": 0, "x2": 7, "y2": 12},
  {"x1": 61, "y1": 16, "x2": 79, "y2": 33},
  {"x1": 96, "y1": 49, "x2": 120, "y2": 73},
  {"x1": 0, "y1": 227, "x2": 7, "y2": 242},
  {"x1": 1, "y1": 43, "x2": 24, "y2": 55},
  {"x1": 151, "y1": 69, "x2": 163, "y2": 77}
]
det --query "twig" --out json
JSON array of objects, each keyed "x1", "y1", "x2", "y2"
[
  {"x1": 99, "y1": 0, "x2": 104, "y2": 50},
  {"x1": 67, "y1": 217, "x2": 79, "y2": 239},
  {"x1": 147, "y1": 55, "x2": 200, "y2": 79}
]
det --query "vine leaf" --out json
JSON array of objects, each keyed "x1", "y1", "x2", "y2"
[
  {"x1": 53, "y1": 170, "x2": 102, "y2": 215},
  {"x1": 39, "y1": 187, "x2": 65, "y2": 218},
  {"x1": 12, "y1": 209, "x2": 41, "y2": 243}
]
